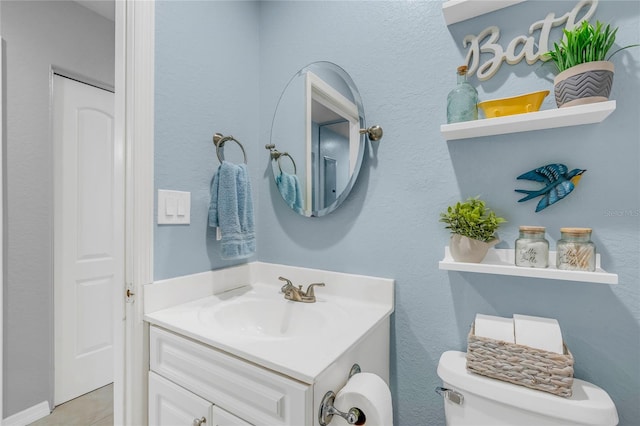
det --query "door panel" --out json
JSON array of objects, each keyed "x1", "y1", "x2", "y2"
[
  {"x1": 76, "y1": 277, "x2": 113, "y2": 355},
  {"x1": 77, "y1": 107, "x2": 114, "y2": 258},
  {"x1": 53, "y1": 75, "x2": 118, "y2": 405}
]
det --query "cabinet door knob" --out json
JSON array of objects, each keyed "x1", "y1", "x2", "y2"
[{"x1": 193, "y1": 417, "x2": 206, "y2": 426}]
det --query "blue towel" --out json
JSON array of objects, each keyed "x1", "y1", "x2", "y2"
[
  {"x1": 276, "y1": 171, "x2": 302, "y2": 213},
  {"x1": 208, "y1": 161, "x2": 255, "y2": 259}
]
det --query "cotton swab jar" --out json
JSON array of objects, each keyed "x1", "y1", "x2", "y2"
[{"x1": 556, "y1": 227, "x2": 596, "y2": 271}]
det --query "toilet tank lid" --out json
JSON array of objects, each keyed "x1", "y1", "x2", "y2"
[{"x1": 437, "y1": 351, "x2": 619, "y2": 426}]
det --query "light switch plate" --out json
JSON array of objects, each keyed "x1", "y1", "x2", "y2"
[{"x1": 158, "y1": 190, "x2": 191, "y2": 225}]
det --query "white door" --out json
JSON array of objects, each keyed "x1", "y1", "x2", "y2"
[{"x1": 53, "y1": 74, "x2": 122, "y2": 405}]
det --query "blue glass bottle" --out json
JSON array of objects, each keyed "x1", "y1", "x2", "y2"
[{"x1": 447, "y1": 65, "x2": 478, "y2": 124}]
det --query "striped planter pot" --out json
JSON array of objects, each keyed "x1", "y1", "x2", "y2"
[{"x1": 554, "y1": 61, "x2": 614, "y2": 108}]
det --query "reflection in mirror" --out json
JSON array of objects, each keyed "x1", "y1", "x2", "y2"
[{"x1": 270, "y1": 62, "x2": 365, "y2": 217}]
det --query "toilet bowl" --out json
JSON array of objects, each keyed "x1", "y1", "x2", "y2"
[{"x1": 437, "y1": 351, "x2": 618, "y2": 426}]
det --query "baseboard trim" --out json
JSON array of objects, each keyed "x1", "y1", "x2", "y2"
[{"x1": 3, "y1": 401, "x2": 50, "y2": 426}]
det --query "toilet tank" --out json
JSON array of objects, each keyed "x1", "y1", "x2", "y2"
[{"x1": 437, "y1": 351, "x2": 618, "y2": 426}]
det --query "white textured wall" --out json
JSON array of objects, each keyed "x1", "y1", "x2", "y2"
[{"x1": 1, "y1": 1, "x2": 114, "y2": 417}]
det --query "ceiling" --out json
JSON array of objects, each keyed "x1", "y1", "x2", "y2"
[{"x1": 73, "y1": 0, "x2": 115, "y2": 22}]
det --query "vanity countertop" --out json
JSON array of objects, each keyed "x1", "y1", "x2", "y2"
[{"x1": 144, "y1": 278, "x2": 393, "y2": 384}]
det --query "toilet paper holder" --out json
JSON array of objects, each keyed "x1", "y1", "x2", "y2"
[{"x1": 319, "y1": 364, "x2": 367, "y2": 426}]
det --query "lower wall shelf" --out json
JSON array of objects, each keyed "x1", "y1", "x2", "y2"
[{"x1": 439, "y1": 247, "x2": 618, "y2": 285}]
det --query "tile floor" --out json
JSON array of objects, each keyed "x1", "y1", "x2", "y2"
[{"x1": 29, "y1": 383, "x2": 113, "y2": 426}]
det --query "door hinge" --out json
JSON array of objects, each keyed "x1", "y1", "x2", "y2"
[{"x1": 126, "y1": 287, "x2": 135, "y2": 303}]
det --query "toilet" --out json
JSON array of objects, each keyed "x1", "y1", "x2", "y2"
[{"x1": 436, "y1": 351, "x2": 619, "y2": 426}]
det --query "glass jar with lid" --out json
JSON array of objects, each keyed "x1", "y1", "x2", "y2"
[
  {"x1": 556, "y1": 227, "x2": 596, "y2": 271},
  {"x1": 515, "y1": 226, "x2": 549, "y2": 268}
]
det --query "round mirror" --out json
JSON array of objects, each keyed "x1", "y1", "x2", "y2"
[{"x1": 269, "y1": 61, "x2": 366, "y2": 217}]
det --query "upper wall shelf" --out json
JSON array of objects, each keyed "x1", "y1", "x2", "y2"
[
  {"x1": 440, "y1": 100, "x2": 616, "y2": 141},
  {"x1": 439, "y1": 247, "x2": 618, "y2": 285},
  {"x1": 442, "y1": 0, "x2": 527, "y2": 25}
]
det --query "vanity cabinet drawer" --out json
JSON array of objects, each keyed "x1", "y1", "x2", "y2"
[{"x1": 150, "y1": 326, "x2": 312, "y2": 425}]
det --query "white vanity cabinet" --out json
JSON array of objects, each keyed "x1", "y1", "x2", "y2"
[
  {"x1": 149, "y1": 326, "x2": 312, "y2": 425},
  {"x1": 144, "y1": 263, "x2": 395, "y2": 425}
]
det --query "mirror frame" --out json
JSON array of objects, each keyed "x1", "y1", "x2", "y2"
[{"x1": 270, "y1": 61, "x2": 366, "y2": 217}]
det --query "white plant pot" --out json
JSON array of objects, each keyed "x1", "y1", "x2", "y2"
[{"x1": 449, "y1": 234, "x2": 499, "y2": 263}]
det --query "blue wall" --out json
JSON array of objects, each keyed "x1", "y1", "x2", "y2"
[
  {"x1": 155, "y1": 0, "x2": 261, "y2": 278},
  {"x1": 155, "y1": 1, "x2": 640, "y2": 424}
]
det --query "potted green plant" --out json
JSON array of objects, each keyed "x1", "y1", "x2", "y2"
[
  {"x1": 440, "y1": 197, "x2": 506, "y2": 263},
  {"x1": 544, "y1": 20, "x2": 638, "y2": 108}
]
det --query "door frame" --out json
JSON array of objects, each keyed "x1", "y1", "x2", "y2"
[
  {"x1": 1, "y1": 32, "x2": 5, "y2": 425},
  {"x1": 115, "y1": 1, "x2": 155, "y2": 425}
]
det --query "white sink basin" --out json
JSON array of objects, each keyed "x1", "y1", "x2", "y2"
[
  {"x1": 144, "y1": 274, "x2": 393, "y2": 383},
  {"x1": 199, "y1": 298, "x2": 339, "y2": 339}
]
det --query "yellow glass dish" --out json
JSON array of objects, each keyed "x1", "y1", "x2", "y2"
[{"x1": 478, "y1": 90, "x2": 550, "y2": 118}]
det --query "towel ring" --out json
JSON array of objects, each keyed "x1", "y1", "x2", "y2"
[
  {"x1": 213, "y1": 133, "x2": 247, "y2": 164},
  {"x1": 277, "y1": 152, "x2": 297, "y2": 175},
  {"x1": 264, "y1": 144, "x2": 296, "y2": 174}
]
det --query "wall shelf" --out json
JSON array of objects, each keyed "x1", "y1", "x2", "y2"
[
  {"x1": 442, "y1": 0, "x2": 527, "y2": 25},
  {"x1": 440, "y1": 100, "x2": 616, "y2": 141},
  {"x1": 439, "y1": 247, "x2": 618, "y2": 285}
]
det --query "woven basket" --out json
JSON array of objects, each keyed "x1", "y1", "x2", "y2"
[{"x1": 466, "y1": 325, "x2": 574, "y2": 397}]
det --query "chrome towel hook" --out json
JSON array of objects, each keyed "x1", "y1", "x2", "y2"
[{"x1": 360, "y1": 125, "x2": 383, "y2": 141}]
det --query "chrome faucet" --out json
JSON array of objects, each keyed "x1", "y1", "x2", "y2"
[{"x1": 278, "y1": 276, "x2": 325, "y2": 303}]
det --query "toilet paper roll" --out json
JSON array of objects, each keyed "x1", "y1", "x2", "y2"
[
  {"x1": 334, "y1": 372, "x2": 393, "y2": 426},
  {"x1": 474, "y1": 314, "x2": 515, "y2": 343},
  {"x1": 514, "y1": 314, "x2": 564, "y2": 354}
]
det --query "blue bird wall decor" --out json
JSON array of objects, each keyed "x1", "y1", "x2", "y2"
[{"x1": 515, "y1": 163, "x2": 586, "y2": 212}]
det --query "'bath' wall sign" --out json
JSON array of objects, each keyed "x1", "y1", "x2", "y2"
[{"x1": 464, "y1": 0, "x2": 598, "y2": 81}]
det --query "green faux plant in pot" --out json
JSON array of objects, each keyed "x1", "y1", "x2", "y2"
[
  {"x1": 543, "y1": 20, "x2": 639, "y2": 108},
  {"x1": 440, "y1": 197, "x2": 506, "y2": 263}
]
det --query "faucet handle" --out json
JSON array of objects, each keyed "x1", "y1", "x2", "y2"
[
  {"x1": 304, "y1": 282, "x2": 325, "y2": 298},
  {"x1": 279, "y1": 276, "x2": 294, "y2": 293}
]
